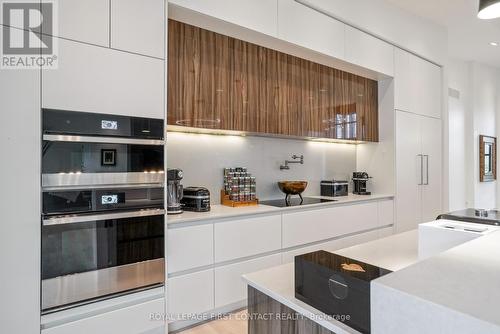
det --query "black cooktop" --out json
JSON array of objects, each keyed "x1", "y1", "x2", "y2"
[
  {"x1": 260, "y1": 197, "x2": 336, "y2": 207},
  {"x1": 438, "y1": 209, "x2": 500, "y2": 226}
]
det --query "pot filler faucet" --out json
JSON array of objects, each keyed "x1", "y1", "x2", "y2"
[{"x1": 280, "y1": 155, "x2": 304, "y2": 170}]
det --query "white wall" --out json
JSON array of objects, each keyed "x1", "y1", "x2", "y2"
[
  {"x1": 447, "y1": 59, "x2": 500, "y2": 209},
  {"x1": 447, "y1": 59, "x2": 470, "y2": 210},
  {"x1": 472, "y1": 63, "x2": 499, "y2": 208},
  {"x1": 167, "y1": 133, "x2": 357, "y2": 202}
]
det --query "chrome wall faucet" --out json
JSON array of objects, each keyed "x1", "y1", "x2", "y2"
[{"x1": 280, "y1": 154, "x2": 304, "y2": 170}]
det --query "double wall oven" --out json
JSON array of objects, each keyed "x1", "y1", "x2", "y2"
[{"x1": 41, "y1": 109, "x2": 165, "y2": 313}]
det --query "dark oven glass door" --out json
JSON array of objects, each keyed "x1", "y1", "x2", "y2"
[
  {"x1": 41, "y1": 212, "x2": 165, "y2": 312},
  {"x1": 42, "y1": 141, "x2": 164, "y2": 187}
]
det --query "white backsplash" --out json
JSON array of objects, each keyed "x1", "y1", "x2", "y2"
[{"x1": 167, "y1": 132, "x2": 357, "y2": 203}]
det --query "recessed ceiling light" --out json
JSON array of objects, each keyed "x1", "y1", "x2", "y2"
[
  {"x1": 478, "y1": 0, "x2": 500, "y2": 19},
  {"x1": 490, "y1": 42, "x2": 499, "y2": 46}
]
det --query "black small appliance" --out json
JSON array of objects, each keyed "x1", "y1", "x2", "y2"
[
  {"x1": 181, "y1": 187, "x2": 211, "y2": 212},
  {"x1": 167, "y1": 168, "x2": 184, "y2": 215},
  {"x1": 295, "y1": 251, "x2": 391, "y2": 333},
  {"x1": 352, "y1": 172, "x2": 372, "y2": 195},
  {"x1": 321, "y1": 180, "x2": 349, "y2": 197}
]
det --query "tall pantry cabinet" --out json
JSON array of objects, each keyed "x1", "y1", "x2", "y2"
[{"x1": 394, "y1": 49, "x2": 443, "y2": 232}]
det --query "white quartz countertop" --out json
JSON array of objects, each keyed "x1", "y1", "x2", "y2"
[
  {"x1": 242, "y1": 231, "x2": 418, "y2": 334},
  {"x1": 374, "y1": 229, "x2": 500, "y2": 330},
  {"x1": 167, "y1": 193, "x2": 393, "y2": 225}
]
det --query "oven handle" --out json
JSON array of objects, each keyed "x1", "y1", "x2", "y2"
[
  {"x1": 42, "y1": 209, "x2": 166, "y2": 226},
  {"x1": 43, "y1": 134, "x2": 164, "y2": 146}
]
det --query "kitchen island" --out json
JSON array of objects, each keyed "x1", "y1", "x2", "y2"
[
  {"x1": 244, "y1": 227, "x2": 500, "y2": 334},
  {"x1": 242, "y1": 231, "x2": 418, "y2": 334}
]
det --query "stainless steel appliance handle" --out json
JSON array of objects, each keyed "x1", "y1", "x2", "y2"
[
  {"x1": 43, "y1": 134, "x2": 165, "y2": 146},
  {"x1": 42, "y1": 209, "x2": 165, "y2": 226},
  {"x1": 418, "y1": 154, "x2": 423, "y2": 185},
  {"x1": 424, "y1": 155, "x2": 429, "y2": 185}
]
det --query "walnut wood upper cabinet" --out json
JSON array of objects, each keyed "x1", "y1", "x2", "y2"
[
  {"x1": 169, "y1": 0, "x2": 278, "y2": 37},
  {"x1": 277, "y1": 0, "x2": 345, "y2": 60},
  {"x1": 168, "y1": 20, "x2": 379, "y2": 142}
]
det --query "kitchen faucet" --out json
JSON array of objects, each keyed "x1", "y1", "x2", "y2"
[{"x1": 280, "y1": 155, "x2": 304, "y2": 170}]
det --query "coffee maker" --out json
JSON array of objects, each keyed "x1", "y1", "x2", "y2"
[
  {"x1": 352, "y1": 172, "x2": 372, "y2": 195},
  {"x1": 167, "y1": 168, "x2": 184, "y2": 214}
]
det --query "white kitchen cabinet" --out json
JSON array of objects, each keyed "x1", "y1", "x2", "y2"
[
  {"x1": 168, "y1": 269, "x2": 214, "y2": 318},
  {"x1": 394, "y1": 49, "x2": 412, "y2": 112},
  {"x1": 396, "y1": 110, "x2": 442, "y2": 232},
  {"x1": 282, "y1": 202, "x2": 379, "y2": 248},
  {"x1": 42, "y1": 298, "x2": 164, "y2": 334},
  {"x1": 214, "y1": 214, "x2": 281, "y2": 263},
  {"x1": 0, "y1": 26, "x2": 40, "y2": 333},
  {"x1": 169, "y1": 0, "x2": 278, "y2": 37},
  {"x1": 377, "y1": 226, "x2": 395, "y2": 238},
  {"x1": 277, "y1": 0, "x2": 344, "y2": 59},
  {"x1": 111, "y1": 0, "x2": 165, "y2": 58},
  {"x1": 344, "y1": 26, "x2": 394, "y2": 76},
  {"x1": 282, "y1": 238, "x2": 344, "y2": 264},
  {"x1": 42, "y1": 39, "x2": 164, "y2": 119},
  {"x1": 41, "y1": 0, "x2": 109, "y2": 46},
  {"x1": 215, "y1": 254, "x2": 281, "y2": 308},
  {"x1": 167, "y1": 224, "x2": 213, "y2": 274},
  {"x1": 378, "y1": 199, "x2": 394, "y2": 226},
  {"x1": 394, "y1": 48, "x2": 441, "y2": 118},
  {"x1": 420, "y1": 116, "x2": 443, "y2": 222}
]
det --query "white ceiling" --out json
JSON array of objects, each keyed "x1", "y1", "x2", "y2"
[{"x1": 385, "y1": 0, "x2": 500, "y2": 68}]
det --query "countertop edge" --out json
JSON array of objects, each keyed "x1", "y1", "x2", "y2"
[{"x1": 167, "y1": 194, "x2": 394, "y2": 226}]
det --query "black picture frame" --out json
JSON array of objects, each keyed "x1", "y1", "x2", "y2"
[{"x1": 101, "y1": 149, "x2": 117, "y2": 166}]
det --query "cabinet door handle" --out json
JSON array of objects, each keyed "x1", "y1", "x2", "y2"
[
  {"x1": 417, "y1": 154, "x2": 423, "y2": 185},
  {"x1": 424, "y1": 155, "x2": 429, "y2": 185}
]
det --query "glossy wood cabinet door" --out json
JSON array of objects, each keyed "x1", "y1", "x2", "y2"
[{"x1": 168, "y1": 20, "x2": 379, "y2": 142}]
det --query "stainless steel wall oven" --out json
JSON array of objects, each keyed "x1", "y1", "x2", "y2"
[{"x1": 41, "y1": 109, "x2": 165, "y2": 314}]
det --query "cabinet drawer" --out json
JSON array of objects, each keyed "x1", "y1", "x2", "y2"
[
  {"x1": 215, "y1": 254, "x2": 281, "y2": 308},
  {"x1": 214, "y1": 214, "x2": 281, "y2": 263},
  {"x1": 42, "y1": 39, "x2": 164, "y2": 119},
  {"x1": 345, "y1": 26, "x2": 394, "y2": 76},
  {"x1": 282, "y1": 238, "x2": 344, "y2": 264},
  {"x1": 278, "y1": 0, "x2": 344, "y2": 59},
  {"x1": 167, "y1": 269, "x2": 214, "y2": 318},
  {"x1": 167, "y1": 224, "x2": 213, "y2": 273},
  {"x1": 42, "y1": 298, "x2": 164, "y2": 334},
  {"x1": 378, "y1": 199, "x2": 394, "y2": 226},
  {"x1": 282, "y1": 202, "x2": 379, "y2": 248}
]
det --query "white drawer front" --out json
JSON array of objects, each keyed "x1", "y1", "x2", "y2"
[
  {"x1": 167, "y1": 269, "x2": 214, "y2": 318},
  {"x1": 378, "y1": 199, "x2": 394, "y2": 226},
  {"x1": 215, "y1": 254, "x2": 282, "y2": 308},
  {"x1": 282, "y1": 202, "x2": 379, "y2": 248},
  {"x1": 167, "y1": 224, "x2": 214, "y2": 274},
  {"x1": 214, "y1": 214, "x2": 281, "y2": 263},
  {"x1": 282, "y1": 238, "x2": 344, "y2": 264},
  {"x1": 42, "y1": 298, "x2": 164, "y2": 334}
]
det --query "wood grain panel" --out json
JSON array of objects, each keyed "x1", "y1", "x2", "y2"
[
  {"x1": 168, "y1": 20, "x2": 379, "y2": 142},
  {"x1": 248, "y1": 286, "x2": 335, "y2": 334}
]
